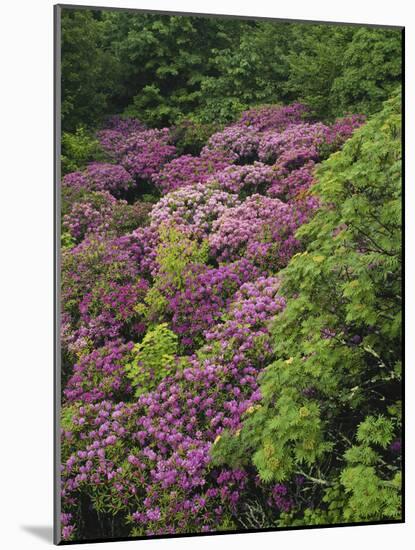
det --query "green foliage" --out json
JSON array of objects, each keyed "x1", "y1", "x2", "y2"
[
  {"x1": 331, "y1": 28, "x2": 402, "y2": 117},
  {"x1": 356, "y1": 415, "x2": 395, "y2": 449},
  {"x1": 171, "y1": 119, "x2": 222, "y2": 156},
  {"x1": 126, "y1": 323, "x2": 179, "y2": 395},
  {"x1": 154, "y1": 225, "x2": 209, "y2": 290},
  {"x1": 283, "y1": 25, "x2": 355, "y2": 118},
  {"x1": 212, "y1": 92, "x2": 402, "y2": 523},
  {"x1": 284, "y1": 26, "x2": 402, "y2": 119},
  {"x1": 340, "y1": 466, "x2": 401, "y2": 521},
  {"x1": 135, "y1": 226, "x2": 209, "y2": 324},
  {"x1": 196, "y1": 22, "x2": 293, "y2": 123},
  {"x1": 61, "y1": 9, "x2": 120, "y2": 132},
  {"x1": 61, "y1": 127, "x2": 106, "y2": 175},
  {"x1": 61, "y1": 231, "x2": 76, "y2": 250},
  {"x1": 103, "y1": 12, "x2": 248, "y2": 126}
]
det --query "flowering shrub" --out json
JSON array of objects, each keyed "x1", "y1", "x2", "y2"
[
  {"x1": 167, "y1": 259, "x2": 261, "y2": 348},
  {"x1": 208, "y1": 162, "x2": 277, "y2": 196},
  {"x1": 151, "y1": 151, "x2": 233, "y2": 194},
  {"x1": 62, "y1": 162, "x2": 133, "y2": 195},
  {"x1": 258, "y1": 122, "x2": 328, "y2": 165},
  {"x1": 202, "y1": 125, "x2": 260, "y2": 162},
  {"x1": 64, "y1": 340, "x2": 135, "y2": 403},
  {"x1": 63, "y1": 191, "x2": 117, "y2": 241},
  {"x1": 61, "y1": 275, "x2": 285, "y2": 538},
  {"x1": 121, "y1": 129, "x2": 177, "y2": 179},
  {"x1": 149, "y1": 184, "x2": 240, "y2": 240},
  {"x1": 60, "y1": 102, "x2": 379, "y2": 541},
  {"x1": 209, "y1": 194, "x2": 305, "y2": 268},
  {"x1": 97, "y1": 116, "x2": 147, "y2": 157},
  {"x1": 237, "y1": 103, "x2": 309, "y2": 132}
]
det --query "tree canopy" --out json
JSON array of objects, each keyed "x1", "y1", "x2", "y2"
[{"x1": 61, "y1": 8, "x2": 402, "y2": 131}]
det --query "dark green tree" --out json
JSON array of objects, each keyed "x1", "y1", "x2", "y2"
[
  {"x1": 284, "y1": 25, "x2": 402, "y2": 119},
  {"x1": 61, "y1": 9, "x2": 120, "y2": 132},
  {"x1": 195, "y1": 22, "x2": 293, "y2": 123},
  {"x1": 331, "y1": 28, "x2": 402, "y2": 117},
  {"x1": 100, "y1": 11, "x2": 249, "y2": 126}
]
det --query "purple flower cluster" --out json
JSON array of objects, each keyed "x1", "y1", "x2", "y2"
[
  {"x1": 257, "y1": 122, "x2": 327, "y2": 165},
  {"x1": 62, "y1": 163, "x2": 133, "y2": 195},
  {"x1": 167, "y1": 259, "x2": 261, "y2": 348},
  {"x1": 63, "y1": 192, "x2": 151, "y2": 242},
  {"x1": 237, "y1": 103, "x2": 309, "y2": 132},
  {"x1": 61, "y1": 276, "x2": 284, "y2": 537},
  {"x1": 97, "y1": 116, "x2": 147, "y2": 158},
  {"x1": 202, "y1": 125, "x2": 260, "y2": 162},
  {"x1": 63, "y1": 191, "x2": 117, "y2": 241},
  {"x1": 97, "y1": 123, "x2": 177, "y2": 180},
  {"x1": 121, "y1": 129, "x2": 177, "y2": 179},
  {"x1": 64, "y1": 340, "x2": 135, "y2": 403}
]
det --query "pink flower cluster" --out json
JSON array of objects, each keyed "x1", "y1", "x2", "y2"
[
  {"x1": 167, "y1": 259, "x2": 261, "y2": 348},
  {"x1": 151, "y1": 150, "x2": 234, "y2": 194},
  {"x1": 63, "y1": 191, "x2": 151, "y2": 241},
  {"x1": 121, "y1": 129, "x2": 177, "y2": 179},
  {"x1": 207, "y1": 162, "x2": 277, "y2": 195},
  {"x1": 237, "y1": 102, "x2": 309, "y2": 132},
  {"x1": 64, "y1": 340, "x2": 135, "y2": 403},
  {"x1": 209, "y1": 194, "x2": 305, "y2": 267},
  {"x1": 97, "y1": 122, "x2": 177, "y2": 181},
  {"x1": 149, "y1": 183, "x2": 240, "y2": 240}
]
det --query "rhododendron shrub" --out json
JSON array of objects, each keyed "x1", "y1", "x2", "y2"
[
  {"x1": 97, "y1": 125, "x2": 177, "y2": 180},
  {"x1": 60, "y1": 102, "x2": 369, "y2": 541},
  {"x1": 237, "y1": 103, "x2": 309, "y2": 132},
  {"x1": 121, "y1": 129, "x2": 177, "y2": 180},
  {"x1": 64, "y1": 340, "x2": 135, "y2": 403},
  {"x1": 151, "y1": 150, "x2": 233, "y2": 194},
  {"x1": 62, "y1": 162, "x2": 133, "y2": 195},
  {"x1": 61, "y1": 277, "x2": 286, "y2": 537},
  {"x1": 167, "y1": 259, "x2": 262, "y2": 348},
  {"x1": 63, "y1": 192, "x2": 152, "y2": 241},
  {"x1": 207, "y1": 162, "x2": 277, "y2": 196},
  {"x1": 149, "y1": 184, "x2": 240, "y2": 240},
  {"x1": 209, "y1": 195, "x2": 306, "y2": 268}
]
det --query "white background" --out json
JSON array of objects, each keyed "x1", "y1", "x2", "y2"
[{"x1": 0, "y1": 0, "x2": 412, "y2": 548}]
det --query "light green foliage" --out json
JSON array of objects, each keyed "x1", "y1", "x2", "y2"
[
  {"x1": 356, "y1": 415, "x2": 395, "y2": 449},
  {"x1": 156, "y1": 225, "x2": 209, "y2": 289},
  {"x1": 212, "y1": 92, "x2": 402, "y2": 523},
  {"x1": 137, "y1": 226, "x2": 209, "y2": 325},
  {"x1": 340, "y1": 466, "x2": 401, "y2": 521},
  {"x1": 126, "y1": 323, "x2": 179, "y2": 396},
  {"x1": 61, "y1": 231, "x2": 76, "y2": 250},
  {"x1": 61, "y1": 127, "x2": 106, "y2": 174}
]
